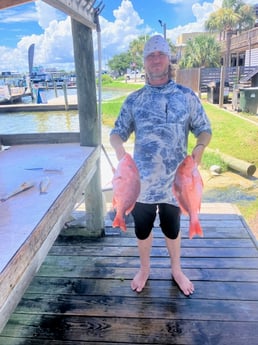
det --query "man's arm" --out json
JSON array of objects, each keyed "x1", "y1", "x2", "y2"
[
  {"x1": 192, "y1": 131, "x2": 212, "y2": 165},
  {"x1": 110, "y1": 133, "x2": 126, "y2": 161}
]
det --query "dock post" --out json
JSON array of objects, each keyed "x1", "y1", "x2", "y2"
[
  {"x1": 63, "y1": 83, "x2": 69, "y2": 111},
  {"x1": 54, "y1": 82, "x2": 58, "y2": 98},
  {"x1": 71, "y1": 18, "x2": 104, "y2": 237}
]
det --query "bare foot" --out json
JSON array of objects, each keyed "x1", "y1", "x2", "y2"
[
  {"x1": 131, "y1": 268, "x2": 149, "y2": 293},
  {"x1": 172, "y1": 270, "x2": 194, "y2": 296}
]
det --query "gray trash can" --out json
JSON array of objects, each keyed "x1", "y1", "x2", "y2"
[{"x1": 207, "y1": 81, "x2": 229, "y2": 104}]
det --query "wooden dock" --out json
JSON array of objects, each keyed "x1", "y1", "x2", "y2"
[
  {"x1": 0, "y1": 137, "x2": 103, "y2": 335},
  {"x1": 0, "y1": 94, "x2": 78, "y2": 112},
  {"x1": 0, "y1": 202, "x2": 257, "y2": 344}
]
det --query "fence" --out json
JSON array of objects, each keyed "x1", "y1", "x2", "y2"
[{"x1": 175, "y1": 66, "x2": 257, "y2": 93}]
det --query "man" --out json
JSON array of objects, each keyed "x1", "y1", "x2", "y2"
[{"x1": 110, "y1": 35, "x2": 212, "y2": 296}]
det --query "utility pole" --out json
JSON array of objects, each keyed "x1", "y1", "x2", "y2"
[{"x1": 158, "y1": 19, "x2": 166, "y2": 40}]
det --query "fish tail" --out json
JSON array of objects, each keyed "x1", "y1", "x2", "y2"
[
  {"x1": 112, "y1": 213, "x2": 127, "y2": 232},
  {"x1": 189, "y1": 219, "x2": 203, "y2": 240}
]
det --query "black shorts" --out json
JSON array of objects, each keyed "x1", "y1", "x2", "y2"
[{"x1": 131, "y1": 202, "x2": 181, "y2": 240}]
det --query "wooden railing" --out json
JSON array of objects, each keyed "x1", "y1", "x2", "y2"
[{"x1": 221, "y1": 27, "x2": 258, "y2": 53}]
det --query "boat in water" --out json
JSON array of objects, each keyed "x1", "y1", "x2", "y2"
[{"x1": 0, "y1": 85, "x2": 28, "y2": 104}]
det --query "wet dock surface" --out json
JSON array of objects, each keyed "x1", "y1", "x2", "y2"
[{"x1": 0, "y1": 202, "x2": 257, "y2": 345}]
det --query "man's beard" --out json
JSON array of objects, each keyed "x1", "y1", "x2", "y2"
[{"x1": 148, "y1": 68, "x2": 169, "y2": 81}]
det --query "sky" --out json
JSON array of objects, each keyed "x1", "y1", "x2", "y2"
[{"x1": 0, "y1": 0, "x2": 257, "y2": 73}]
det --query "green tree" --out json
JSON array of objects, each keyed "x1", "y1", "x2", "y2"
[
  {"x1": 128, "y1": 35, "x2": 150, "y2": 71},
  {"x1": 205, "y1": 0, "x2": 255, "y2": 67},
  {"x1": 237, "y1": 3, "x2": 257, "y2": 32},
  {"x1": 179, "y1": 34, "x2": 221, "y2": 68},
  {"x1": 108, "y1": 52, "x2": 132, "y2": 76},
  {"x1": 206, "y1": 0, "x2": 255, "y2": 36},
  {"x1": 108, "y1": 35, "x2": 176, "y2": 77}
]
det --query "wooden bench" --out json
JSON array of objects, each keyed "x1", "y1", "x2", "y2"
[{"x1": 0, "y1": 135, "x2": 103, "y2": 332}]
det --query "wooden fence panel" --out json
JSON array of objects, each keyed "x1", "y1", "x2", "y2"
[
  {"x1": 175, "y1": 68, "x2": 200, "y2": 93},
  {"x1": 176, "y1": 66, "x2": 258, "y2": 93}
]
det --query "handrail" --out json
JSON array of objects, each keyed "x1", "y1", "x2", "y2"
[{"x1": 221, "y1": 27, "x2": 258, "y2": 53}]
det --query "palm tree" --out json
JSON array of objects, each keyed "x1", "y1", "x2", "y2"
[
  {"x1": 205, "y1": 0, "x2": 255, "y2": 67},
  {"x1": 238, "y1": 4, "x2": 257, "y2": 32},
  {"x1": 128, "y1": 35, "x2": 149, "y2": 72},
  {"x1": 129, "y1": 35, "x2": 149, "y2": 58},
  {"x1": 205, "y1": 0, "x2": 255, "y2": 107},
  {"x1": 179, "y1": 34, "x2": 221, "y2": 68},
  {"x1": 223, "y1": 0, "x2": 255, "y2": 33}
]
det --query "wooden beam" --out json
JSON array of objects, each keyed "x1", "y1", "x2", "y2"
[
  {"x1": 220, "y1": 27, "x2": 258, "y2": 54},
  {"x1": 0, "y1": 0, "x2": 96, "y2": 29},
  {"x1": 71, "y1": 19, "x2": 99, "y2": 146},
  {"x1": 0, "y1": 0, "x2": 33, "y2": 10},
  {"x1": 43, "y1": 0, "x2": 96, "y2": 29},
  {"x1": 71, "y1": 18, "x2": 104, "y2": 232},
  {"x1": 0, "y1": 132, "x2": 80, "y2": 145}
]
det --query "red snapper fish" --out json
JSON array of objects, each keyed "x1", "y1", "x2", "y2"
[
  {"x1": 112, "y1": 153, "x2": 140, "y2": 231},
  {"x1": 172, "y1": 155, "x2": 204, "y2": 239}
]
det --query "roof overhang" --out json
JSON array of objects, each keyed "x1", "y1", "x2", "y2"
[
  {"x1": 0, "y1": 0, "x2": 33, "y2": 10},
  {"x1": 0, "y1": 0, "x2": 97, "y2": 29}
]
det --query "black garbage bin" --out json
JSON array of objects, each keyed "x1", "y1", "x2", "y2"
[{"x1": 207, "y1": 81, "x2": 229, "y2": 104}]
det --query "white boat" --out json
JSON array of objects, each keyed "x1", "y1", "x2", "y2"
[{"x1": 0, "y1": 85, "x2": 27, "y2": 104}]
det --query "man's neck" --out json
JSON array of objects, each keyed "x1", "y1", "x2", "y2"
[{"x1": 148, "y1": 76, "x2": 169, "y2": 86}]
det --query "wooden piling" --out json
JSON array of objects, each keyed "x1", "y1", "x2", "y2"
[{"x1": 71, "y1": 18, "x2": 104, "y2": 236}]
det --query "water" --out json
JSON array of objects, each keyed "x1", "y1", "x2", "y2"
[
  {"x1": 0, "y1": 110, "x2": 80, "y2": 134},
  {"x1": 22, "y1": 87, "x2": 126, "y2": 104},
  {"x1": 0, "y1": 88, "x2": 126, "y2": 134},
  {"x1": 0, "y1": 89, "x2": 256, "y2": 203},
  {"x1": 0, "y1": 89, "x2": 125, "y2": 189},
  {"x1": 22, "y1": 88, "x2": 78, "y2": 104}
]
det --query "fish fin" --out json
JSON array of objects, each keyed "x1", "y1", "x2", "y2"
[
  {"x1": 112, "y1": 214, "x2": 127, "y2": 232},
  {"x1": 172, "y1": 187, "x2": 188, "y2": 215},
  {"x1": 177, "y1": 198, "x2": 189, "y2": 215},
  {"x1": 179, "y1": 205, "x2": 189, "y2": 216},
  {"x1": 125, "y1": 203, "x2": 135, "y2": 216},
  {"x1": 189, "y1": 219, "x2": 203, "y2": 240}
]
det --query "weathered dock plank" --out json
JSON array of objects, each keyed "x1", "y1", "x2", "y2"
[
  {"x1": 0, "y1": 203, "x2": 257, "y2": 345},
  {"x1": 1, "y1": 315, "x2": 258, "y2": 345},
  {"x1": 20, "y1": 276, "x2": 258, "y2": 301}
]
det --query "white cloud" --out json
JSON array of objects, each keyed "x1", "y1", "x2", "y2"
[
  {"x1": 35, "y1": 0, "x2": 66, "y2": 29},
  {"x1": 166, "y1": 0, "x2": 233, "y2": 43},
  {"x1": 245, "y1": 0, "x2": 258, "y2": 4},
  {"x1": 96, "y1": 0, "x2": 147, "y2": 62},
  {"x1": 0, "y1": 0, "x2": 73, "y2": 72},
  {"x1": 19, "y1": 17, "x2": 73, "y2": 69},
  {"x1": 164, "y1": 0, "x2": 196, "y2": 4},
  {"x1": 0, "y1": 7, "x2": 37, "y2": 23},
  {"x1": 0, "y1": 19, "x2": 73, "y2": 72},
  {"x1": 0, "y1": 0, "x2": 257, "y2": 72}
]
